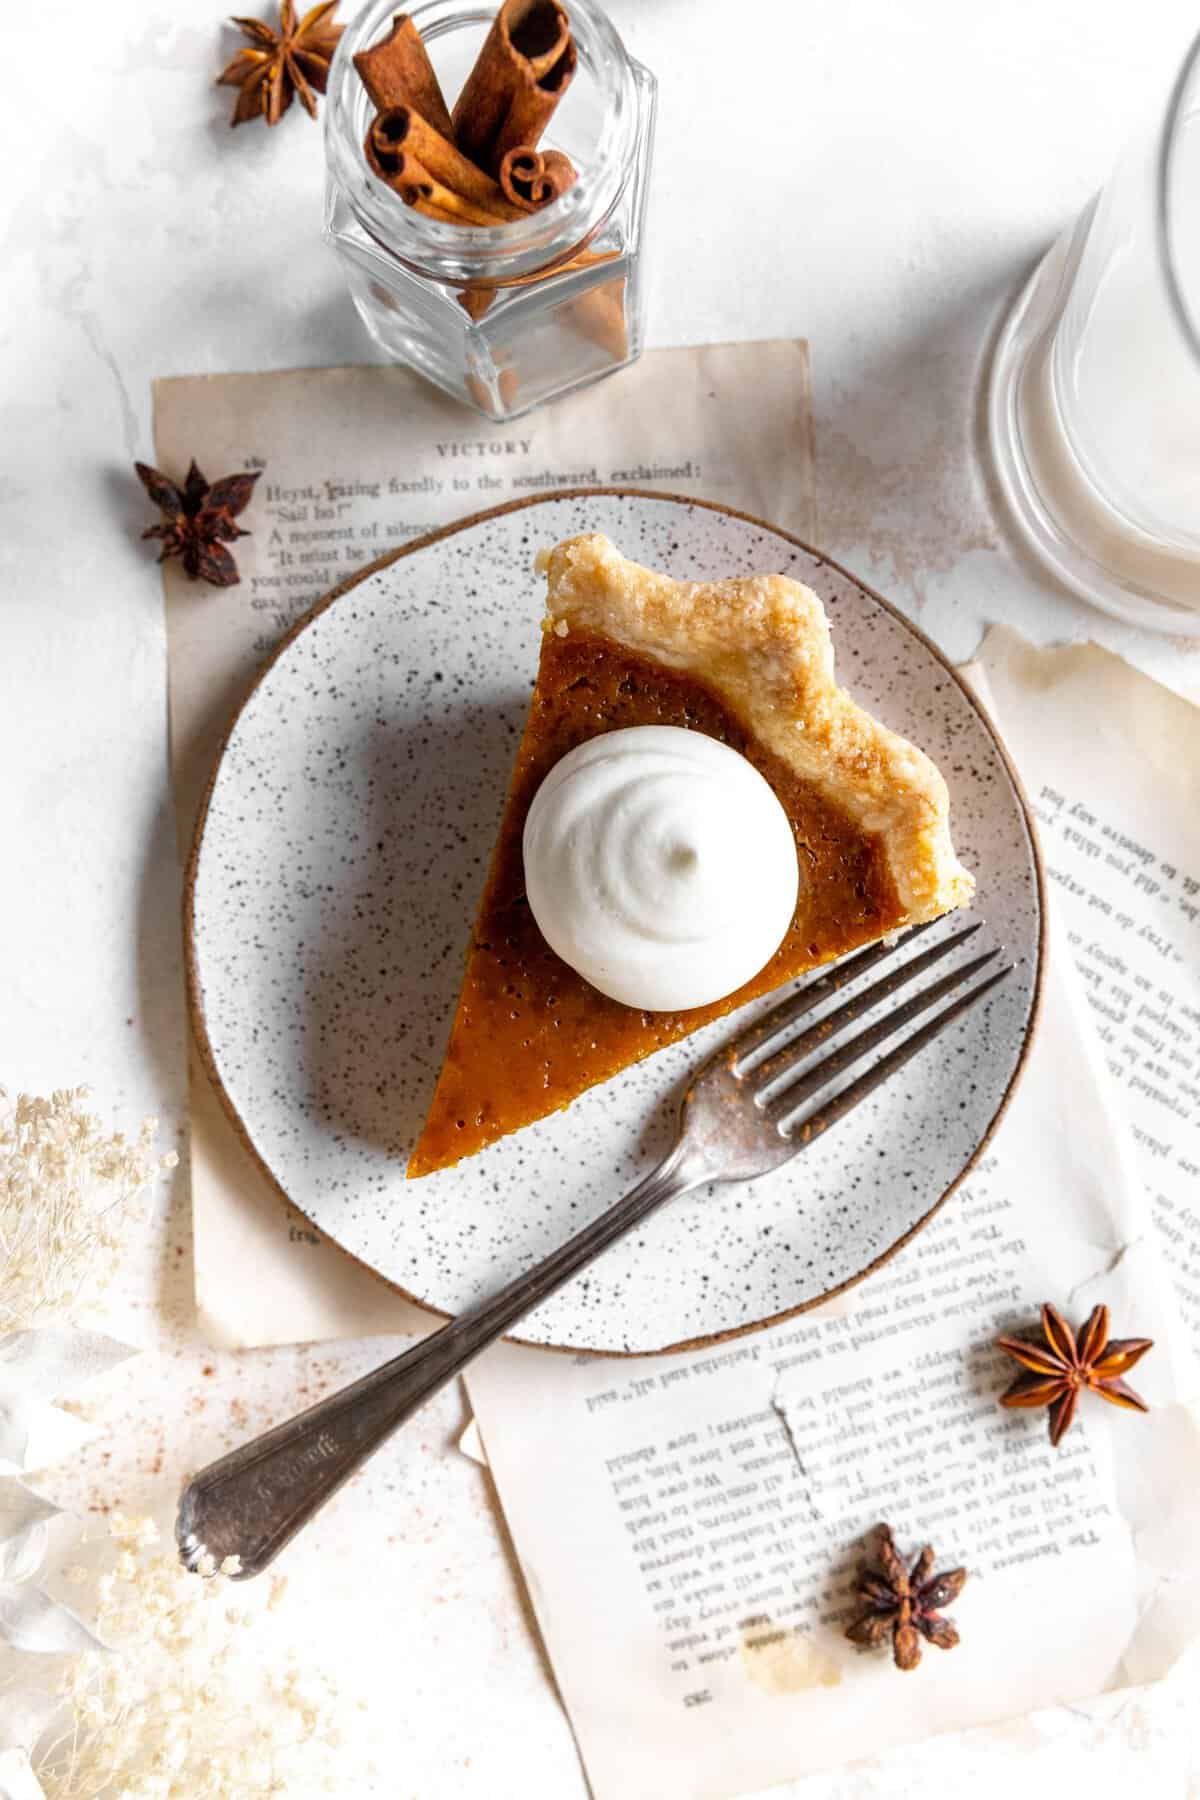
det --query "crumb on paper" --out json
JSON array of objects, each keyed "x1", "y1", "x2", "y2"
[{"x1": 740, "y1": 1616, "x2": 842, "y2": 1694}]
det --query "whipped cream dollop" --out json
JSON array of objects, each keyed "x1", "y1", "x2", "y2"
[{"x1": 523, "y1": 726, "x2": 800, "y2": 1012}]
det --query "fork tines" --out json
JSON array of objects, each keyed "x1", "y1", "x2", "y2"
[{"x1": 740, "y1": 920, "x2": 1012, "y2": 1145}]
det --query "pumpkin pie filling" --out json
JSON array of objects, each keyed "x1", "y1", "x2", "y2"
[
  {"x1": 412, "y1": 636, "x2": 902, "y2": 1177},
  {"x1": 408, "y1": 535, "x2": 973, "y2": 1179}
]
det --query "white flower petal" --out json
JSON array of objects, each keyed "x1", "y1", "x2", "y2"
[
  {"x1": 0, "y1": 1522, "x2": 47, "y2": 1588},
  {"x1": 0, "y1": 1332, "x2": 136, "y2": 1473},
  {"x1": 0, "y1": 1583, "x2": 101, "y2": 1655},
  {"x1": 0, "y1": 1483, "x2": 58, "y2": 1534},
  {"x1": 0, "y1": 1746, "x2": 48, "y2": 1800},
  {"x1": 0, "y1": 1415, "x2": 29, "y2": 1475},
  {"x1": 0, "y1": 1330, "x2": 136, "y2": 1404},
  {"x1": 0, "y1": 1690, "x2": 60, "y2": 1756},
  {"x1": 0, "y1": 1684, "x2": 59, "y2": 1756},
  {"x1": 2, "y1": 1408, "x2": 103, "y2": 1480},
  {"x1": 0, "y1": 1484, "x2": 58, "y2": 1587}
]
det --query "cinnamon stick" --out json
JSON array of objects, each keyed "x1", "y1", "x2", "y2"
[
  {"x1": 415, "y1": 197, "x2": 481, "y2": 226},
  {"x1": 397, "y1": 184, "x2": 464, "y2": 225},
  {"x1": 492, "y1": 40, "x2": 576, "y2": 165},
  {"x1": 466, "y1": 367, "x2": 522, "y2": 414},
  {"x1": 353, "y1": 14, "x2": 454, "y2": 137},
  {"x1": 455, "y1": 247, "x2": 619, "y2": 323},
  {"x1": 498, "y1": 145, "x2": 576, "y2": 211},
  {"x1": 360, "y1": 144, "x2": 475, "y2": 229},
  {"x1": 452, "y1": 0, "x2": 577, "y2": 175},
  {"x1": 402, "y1": 175, "x2": 512, "y2": 228},
  {"x1": 365, "y1": 134, "x2": 523, "y2": 234},
  {"x1": 568, "y1": 276, "x2": 628, "y2": 361},
  {"x1": 367, "y1": 107, "x2": 524, "y2": 219},
  {"x1": 363, "y1": 131, "x2": 496, "y2": 230},
  {"x1": 363, "y1": 128, "x2": 430, "y2": 198},
  {"x1": 458, "y1": 284, "x2": 499, "y2": 321}
]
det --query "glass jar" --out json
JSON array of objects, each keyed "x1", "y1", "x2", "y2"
[
  {"x1": 987, "y1": 30, "x2": 1200, "y2": 632},
  {"x1": 324, "y1": 0, "x2": 656, "y2": 421}
]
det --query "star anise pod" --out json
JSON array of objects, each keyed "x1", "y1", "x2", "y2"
[
  {"x1": 134, "y1": 460, "x2": 261, "y2": 587},
  {"x1": 217, "y1": 1, "x2": 343, "y2": 127},
  {"x1": 997, "y1": 1302, "x2": 1153, "y2": 1447},
  {"x1": 844, "y1": 1524, "x2": 967, "y2": 1672}
]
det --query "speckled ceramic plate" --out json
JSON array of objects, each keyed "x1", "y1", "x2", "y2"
[{"x1": 186, "y1": 491, "x2": 1044, "y2": 1354}]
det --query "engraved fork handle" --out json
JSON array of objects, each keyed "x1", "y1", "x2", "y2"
[{"x1": 177, "y1": 1142, "x2": 707, "y2": 1579}]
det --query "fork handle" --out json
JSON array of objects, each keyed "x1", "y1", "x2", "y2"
[{"x1": 177, "y1": 1143, "x2": 706, "y2": 1579}]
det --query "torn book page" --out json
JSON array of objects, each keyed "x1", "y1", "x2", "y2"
[
  {"x1": 463, "y1": 941, "x2": 1200, "y2": 1799},
  {"x1": 152, "y1": 342, "x2": 816, "y2": 1349},
  {"x1": 977, "y1": 628, "x2": 1200, "y2": 1351}
]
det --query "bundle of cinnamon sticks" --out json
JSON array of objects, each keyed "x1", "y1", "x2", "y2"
[
  {"x1": 355, "y1": 2, "x2": 580, "y2": 228},
  {"x1": 354, "y1": 1, "x2": 627, "y2": 369}
]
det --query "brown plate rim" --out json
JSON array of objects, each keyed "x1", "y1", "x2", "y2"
[{"x1": 183, "y1": 486, "x2": 1048, "y2": 1357}]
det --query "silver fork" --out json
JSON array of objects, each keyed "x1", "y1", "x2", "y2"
[{"x1": 177, "y1": 921, "x2": 1009, "y2": 1579}]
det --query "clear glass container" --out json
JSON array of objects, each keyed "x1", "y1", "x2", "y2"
[
  {"x1": 987, "y1": 30, "x2": 1200, "y2": 634},
  {"x1": 324, "y1": 0, "x2": 656, "y2": 421}
]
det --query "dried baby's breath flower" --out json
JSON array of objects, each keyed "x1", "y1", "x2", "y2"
[
  {"x1": 0, "y1": 1087, "x2": 176, "y2": 1329},
  {"x1": 29, "y1": 1514, "x2": 354, "y2": 1799}
]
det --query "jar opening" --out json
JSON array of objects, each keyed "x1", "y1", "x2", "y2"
[{"x1": 325, "y1": 0, "x2": 640, "y2": 286}]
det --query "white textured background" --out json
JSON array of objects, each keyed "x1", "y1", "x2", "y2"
[{"x1": 2, "y1": 0, "x2": 1199, "y2": 1792}]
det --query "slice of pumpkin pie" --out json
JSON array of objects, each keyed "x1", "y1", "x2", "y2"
[{"x1": 408, "y1": 533, "x2": 973, "y2": 1177}]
